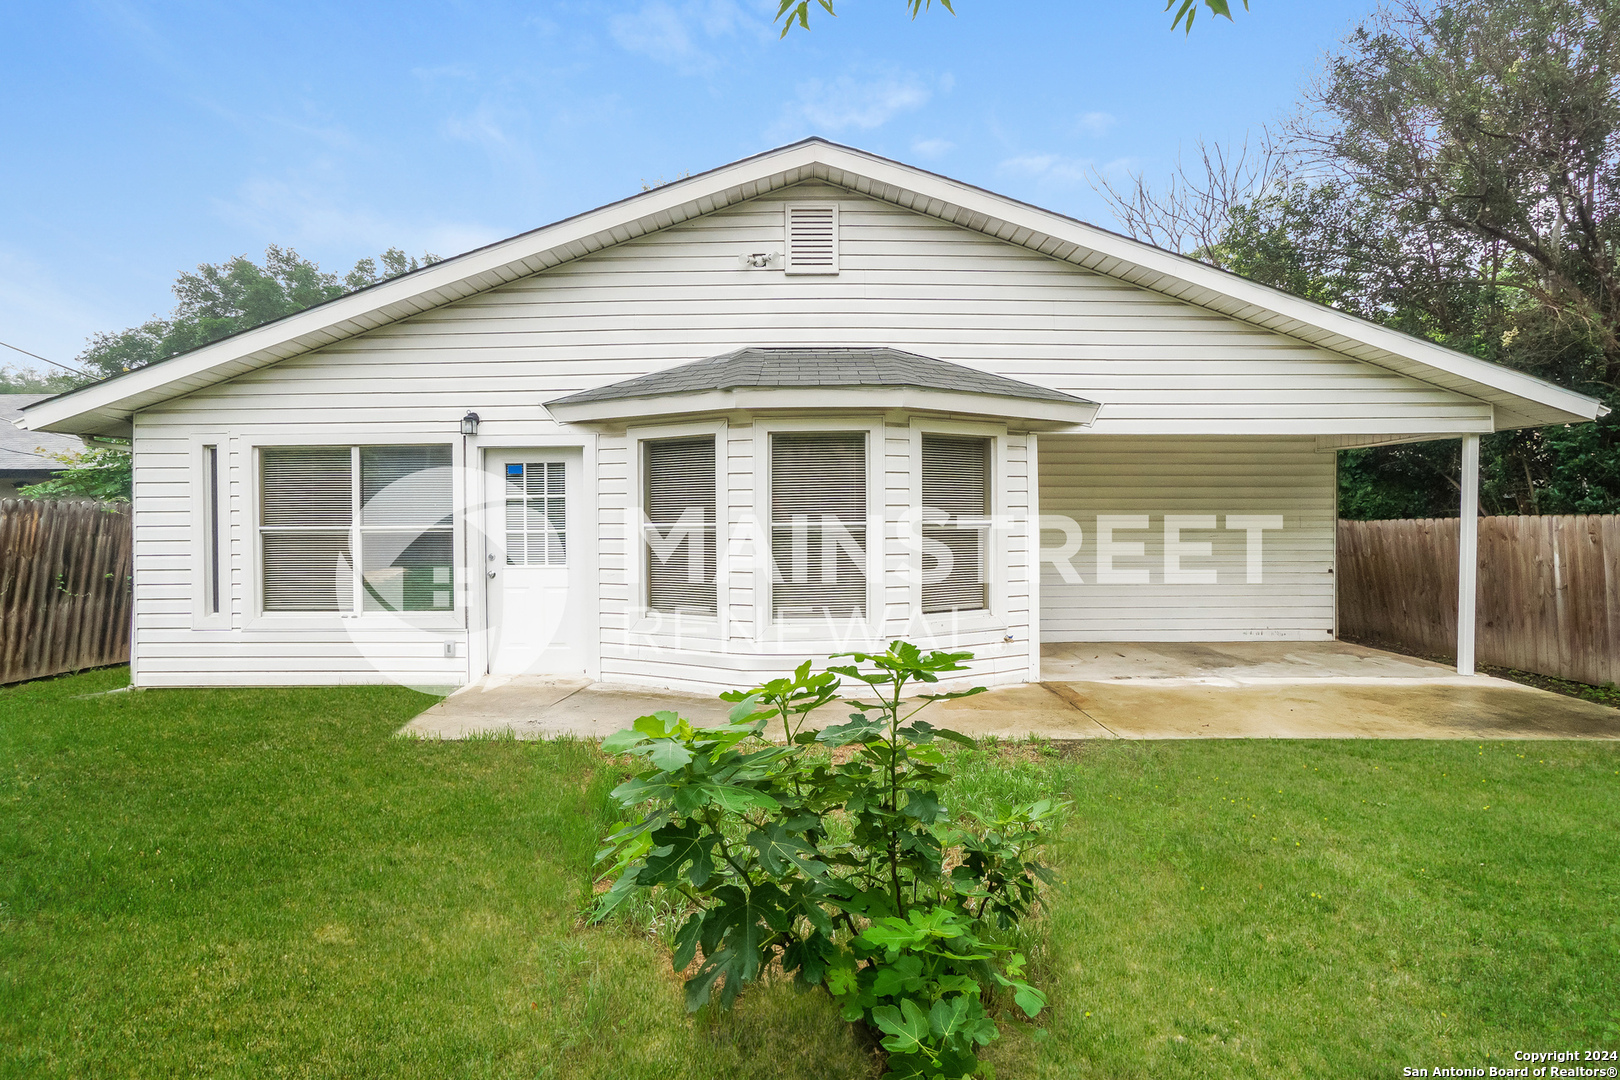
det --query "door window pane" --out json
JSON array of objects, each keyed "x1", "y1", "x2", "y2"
[{"x1": 505, "y1": 461, "x2": 566, "y2": 566}]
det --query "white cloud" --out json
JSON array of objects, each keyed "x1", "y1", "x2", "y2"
[
  {"x1": 1074, "y1": 111, "x2": 1117, "y2": 137},
  {"x1": 910, "y1": 137, "x2": 954, "y2": 159},
  {"x1": 607, "y1": 0, "x2": 763, "y2": 75},
  {"x1": 444, "y1": 102, "x2": 517, "y2": 154},
  {"x1": 772, "y1": 72, "x2": 937, "y2": 139},
  {"x1": 212, "y1": 169, "x2": 499, "y2": 264},
  {"x1": 998, "y1": 153, "x2": 1093, "y2": 185}
]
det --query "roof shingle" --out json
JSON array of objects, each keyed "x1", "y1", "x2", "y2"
[{"x1": 546, "y1": 347, "x2": 1095, "y2": 408}]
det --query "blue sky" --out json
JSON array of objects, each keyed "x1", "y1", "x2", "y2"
[{"x1": 2, "y1": 0, "x2": 1374, "y2": 373}]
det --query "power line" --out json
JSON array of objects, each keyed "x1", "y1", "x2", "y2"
[{"x1": 0, "y1": 339, "x2": 94, "y2": 379}]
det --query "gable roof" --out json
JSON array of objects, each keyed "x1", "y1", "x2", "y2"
[{"x1": 20, "y1": 138, "x2": 1604, "y2": 437}]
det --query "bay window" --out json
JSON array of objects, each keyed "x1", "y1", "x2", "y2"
[
  {"x1": 643, "y1": 436, "x2": 717, "y2": 616},
  {"x1": 769, "y1": 431, "x2": 867, "y2": 620},
  {"x1": 921, "y1": 433, "x2": 991, "y2": 613}
]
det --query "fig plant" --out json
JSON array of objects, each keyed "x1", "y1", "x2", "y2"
[{"x1": 591, "y1": 642, "x2": 1064, "y2": 1079}]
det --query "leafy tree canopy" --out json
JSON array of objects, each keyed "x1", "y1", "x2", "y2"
[
  {"x1": 18, "y1": 446, "x2": 133, "y2": 502},
  {"x1": 771, "y1": 0, "x2": 1245, "y2": 36},
  {"x1": 1100, "y1": 0, "x2": 1620, "y2": 517},
  {"x1": 0, "y1": 365, "x2": 84, "y2": 395},
  {"x1": 76, "y1": 245, "x2": 439, "y2": 380}
]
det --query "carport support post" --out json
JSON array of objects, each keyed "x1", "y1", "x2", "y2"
[{"x1": 1457, "y1": 434, "x2": 1480, "y2": 676}]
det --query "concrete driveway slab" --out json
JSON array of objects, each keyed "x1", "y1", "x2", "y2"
[
  {"x1": 1055, "y1": 680, "x2": 1620, "y2": 739},
  {"x1": 398, "y1": 640, "x2": 1619, "y2": 742}
]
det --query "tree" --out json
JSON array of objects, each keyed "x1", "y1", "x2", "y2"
[
  {"x1": 1098, "y1": 0, "x2": 1620, "y2": 517},
  {"x1": 771, "y1": 0, "x2": 1245, "y2": 36},
  {"x1": 18, "y1": 446, "x2": 133, "y2": 502},
  {"x1": 77, "y1": 245, "x2": 440, "y2": 379},
  {"x1": 0, "y1": 365, "x2": 85, "y2": 395}
]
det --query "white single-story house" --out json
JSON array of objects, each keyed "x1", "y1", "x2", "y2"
[{"x1": 20, "y1": 139, "x2": 1605, "y2": 692}]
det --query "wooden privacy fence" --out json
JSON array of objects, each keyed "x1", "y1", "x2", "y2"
[
  {"x1": 1339, "y1": 515, "x2": 1620, "y2": 686},
  {"x1": 0, "y1": 499, "x2": 133, "y2": 685}
]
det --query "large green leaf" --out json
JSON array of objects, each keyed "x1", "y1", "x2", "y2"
[
  {"x1": 929, "y1": 994, "x2": 972, "y2": 1040},
  {"x1": 816, "y1": 713, "x2": 885, "y2": 746},
  {"x1": 747, "y1": 822, "x2": 828, "y2": 878},
  {"x1": 870, "y1": 953, "x2": 925, "y2": 997},
  {"x1": 599, "y1": 728, "x2": 647, "y2": 754},
  {"x1": 672, "y1": 911, "x2": 705, "y2": 971},
  {"x1": 640, "y1": 821, "x2": 718, "y2": 886},
  {"x1": 709, "y1": 785, "x2": 782, "y2": 814},
  {"x1": 634, "y1": 710, "x2": 682, "y2": 738},
  {"x1": 647, "y1": 739, "x2": 695, "y2": 772},
  {"x1": 872, "y1": 998, "x2": 931, "y2": 1055}
]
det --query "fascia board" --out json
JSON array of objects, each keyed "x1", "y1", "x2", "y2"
[
  {"x1": 806, "y1": 145, "x2": 1602, "y2": 425},
  {"x1": 544, "y1": 386, "x2": 1103, "y2": 427},
  {"x1": 21, "y1": 137, "x2": 1604, "y2": 434},
  {"x1": 21, "y1": 142, "x2": 836, "y2": 435}
]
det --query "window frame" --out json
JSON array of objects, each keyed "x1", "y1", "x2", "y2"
[
  {"x1": 907, "y1": 418, "x2": 1010, "y2": 634},
  {"x1": 190, "y1": 433, "x2": 231, "y2": 630},
  {"x1": 756, "y1": 417, "x2": 881, "y2": 640},
  {"x1": 627, "y1": 419, "x2": 727, "y2": 639},
  {"x1": 245, "y1": 436, "x2": 463, "y2": 630}
]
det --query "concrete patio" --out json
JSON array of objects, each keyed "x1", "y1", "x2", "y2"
[{"x1": 399, "y1": 641, "x2": 1620, "y2": 742}]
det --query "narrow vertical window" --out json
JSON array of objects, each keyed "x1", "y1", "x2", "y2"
[
  {"x1": 921, "y1": 434, "x2": 991, "y2": 613},
  {"x1": 203, "y1": 445, "x2": 221, "y2": 616},
  {"x1": 643, "y1": 436, "x2": 717, "y2": 615},
  {"x1": 770, "y1": 431, "x2": 867, "y2": 619}
]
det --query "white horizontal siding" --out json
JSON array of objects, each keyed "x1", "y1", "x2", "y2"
[
  {"x1": 131, "y1": 180, "x2": 1459, "y2": 686},
  {"x1": 147, "y1": 181, "x2": 1487, "y2": 436},
  {"x1": 1038, "y1": 435, "x2": 1336, "y2": 642}
]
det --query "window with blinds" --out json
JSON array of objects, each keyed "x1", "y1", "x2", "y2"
[
  {"x1": 784, "y1": 203, "x2": 839, "y2": 274},
  {"x1": 643, "y1": 436, "x2": 717, "y2": 616},
  {"x1": 921, "y1": 434, "x2": 991, "y2": 614},
  {"x1": 770, "y1": 431, "x2": 866, "y2": 620},
  {"x1": 361, "y1": 446, "x2": 453, "y2": 612},
  {"x1": 259, "y1": 444, "x2": 453, "y2": 613}
]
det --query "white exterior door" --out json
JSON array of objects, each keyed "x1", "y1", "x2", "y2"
[{"x1": 485, "y1": 449, "x2": 589, "y2": 675}]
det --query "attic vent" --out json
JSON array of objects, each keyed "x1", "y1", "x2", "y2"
[{"x1": 784, "y1": 203, "x2": 839, "y2": 275}]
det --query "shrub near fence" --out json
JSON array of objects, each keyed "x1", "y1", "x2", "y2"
[
  {"x1": 0, "y1": 499, "x2": 133, "y2": 685},
  {"x1": 1338, "y1": 515, "x2": 1620, "y2": 687}
]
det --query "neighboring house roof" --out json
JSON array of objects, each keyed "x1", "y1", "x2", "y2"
[
  {"x1": 18, "y1": 138, "x2": 1606, "y2": 438},
  {"x1": 0, "y1": 395, "x2": 84, "y2": 478}
]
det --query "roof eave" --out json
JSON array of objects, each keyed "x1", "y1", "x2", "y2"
[
  {"x1": 544, "y1": 385, "x2": 1102, "y2": 428},
  {"x1": 18, "y1": 137, "x2": 1606, "y2": 435}
]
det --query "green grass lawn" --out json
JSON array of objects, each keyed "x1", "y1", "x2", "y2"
[{"x1": 3, "y1": 668, "x2": 1617, "y2": 1078}]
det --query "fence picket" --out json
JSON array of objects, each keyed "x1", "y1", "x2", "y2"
[
  {"x1": 0, "y1": 499, "x2": 133, "y2": 685},
  {"x1": 1340, "y1": 513, "x2": 1620, "y2": 687}
]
